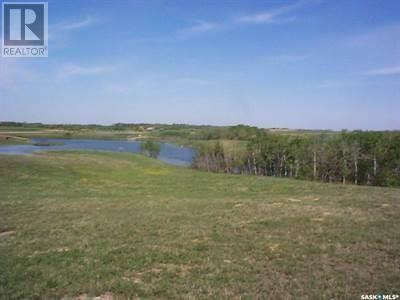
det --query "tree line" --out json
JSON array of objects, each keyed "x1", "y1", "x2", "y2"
[{"x1": 193, "y1": 131, "x2": 400, "y2": 187}]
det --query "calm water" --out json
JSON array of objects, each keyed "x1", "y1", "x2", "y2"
[{"x1": 0, "y1": 138, "x2": 196, "y2": 167}]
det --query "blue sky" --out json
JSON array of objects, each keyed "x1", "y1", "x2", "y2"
[{"x1": 1, "y1": 0, "x2": 399, "y2": 130}]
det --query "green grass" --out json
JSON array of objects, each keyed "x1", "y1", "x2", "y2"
[
  {"x1": 0, "y1": 126, "x2": 44, "y2": 132},
  {"x1": 0, "y1": 151, "x2": 399, "y2": 299}
]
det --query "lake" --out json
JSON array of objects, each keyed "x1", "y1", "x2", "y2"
[{"x1": 0, "y1": 138, "x2": 196, "y2": 167}]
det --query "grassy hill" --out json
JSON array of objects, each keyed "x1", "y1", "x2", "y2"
[{"x1": 0, "y1": 151, "x2": 399, "y2": 299}]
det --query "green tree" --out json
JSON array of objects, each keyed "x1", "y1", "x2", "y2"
[{"x1": 140, "y1": 141, "x2": 161, "y2": 158}]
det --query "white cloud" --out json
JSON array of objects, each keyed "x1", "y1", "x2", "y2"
[
  {"x1": 345, "y1": 23, "x2": 400, "y2": 48},
  {"x1": 178, "y1": 21, "x2": 220, "y2": 37},
  {"x1": 62, "y1": 16, "x2": 96, "y2": 30},
  {"x1": 127, "y1": 21, "x2": 220, "y2": 43},
  {"x1": 235, "y1": 0, "x2": 314, "y2": 24},
  {"x1": 48, "y1": 16, "x2": 99, "y2": 48},
  {"x1": 108, "y1": 83, "x2": 132, "y2": 94},
  {"x1": 106, "y1": 76, "x2": 160, "y2": 94},
  {"x1": 174, "y1": 77, "x2": 212, "y2": 85},
  {"x1": 367, "y1": 66, "x2": 400, "y2": 76},
  {"x1": 264, "y1": 54, "x2": 309, "y2": 63},
  {"x1": 176, "y1": 1, "x2": 314, "y2": 38},
  {"x1": 131, "y1": 1, "x2": 318, "y2": 42},
  {"x1": 58, "y1": 64, "x2": 113, "y2": 77},
  {"x1": 314, "y1": 79, "x2": 347, "y2": 89}
]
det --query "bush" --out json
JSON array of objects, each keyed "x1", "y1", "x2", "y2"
[{"x1": 140, "y1": 141, "x2": 161, "y2": 158}]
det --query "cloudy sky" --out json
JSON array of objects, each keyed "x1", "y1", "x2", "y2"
[{"x1": 1, "y1": 0, "x2": 399, "y2": 130}]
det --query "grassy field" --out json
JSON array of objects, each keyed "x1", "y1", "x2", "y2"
[
  {"x1": 0, "y1": 129, "x2": 135, "y2": 141},
  {"x1": 0, "y1": 151, "x2": 399, "y2": 299}
]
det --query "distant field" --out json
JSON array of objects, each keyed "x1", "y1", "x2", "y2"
[
  {"x1": 0, "y1": 126, "x2": 45, "y2": 132},
  {"x1": 265, "y1": 128, "x2": 337, "y2": 136},
  {"x1": 0, "y1": 129, "x2": 140, "y2": 144},
  {"x1": 0, "y1": 124, "x2": 344, "y2": 151},
  {"x1": 0, "y1": 151, "x2": 399, "y2": 299}
]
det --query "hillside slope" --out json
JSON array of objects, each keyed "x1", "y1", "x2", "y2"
[{"x1": 0, "y1": 151, "x2": 399, "y2": 299}]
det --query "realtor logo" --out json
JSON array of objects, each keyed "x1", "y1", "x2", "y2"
[{"x1": 2, "y1": 2, "x2": 48, "y2": 57}]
